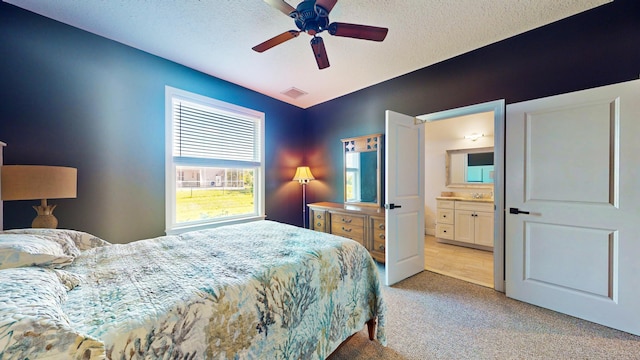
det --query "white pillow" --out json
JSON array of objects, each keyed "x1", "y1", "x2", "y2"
[
  {"x1": 0, "y1": 234, "x2": 74, "y2": 270},
  {"x1": 2, "y1": 228, "x2": 110, "y2": 251}
]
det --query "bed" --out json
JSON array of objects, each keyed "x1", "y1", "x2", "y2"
[{"x1": 0, "y1": 220, "x2": 386, "y2": 359}]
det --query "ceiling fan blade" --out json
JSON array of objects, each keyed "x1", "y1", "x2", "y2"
[
  {"x1": 263, "y1": 0, "x2": 296, "y2": 16},
  {"x1": 315, "y1": 0, "x2": 337, "y2": 13},
  {"x1": 310, "y1": 36, "x2": 330, "y2": 69},
  {"x1": 328, "y1": 22, "x2": 388, "y2": 41},
  {"x1": 252, "y1": 30, "x2": 300, "y2": 53}
]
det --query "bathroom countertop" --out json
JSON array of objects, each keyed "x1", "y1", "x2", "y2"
[{"x1": 436, "y1": 196, "x2": 494, "y2": 203}]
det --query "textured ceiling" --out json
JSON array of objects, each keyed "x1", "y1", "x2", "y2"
[{"x1": 5, "y1": 0, "x2": 610, "y2": 109}]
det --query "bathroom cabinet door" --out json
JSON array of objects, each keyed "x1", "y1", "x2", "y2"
[
  {"x1": 474, "y1": 211, "x2": 494, "y2": 247},
  {"x1": 455, "y1": 208, "x2": 493, "y2": 247},
  {"x1": 453, "y1": 210, "x2": 474, "y2": 244}
]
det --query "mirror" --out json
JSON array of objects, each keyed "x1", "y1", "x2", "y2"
[
  {"x1": 446, "y1": 146, "x2": 494, "y2": 188},
  {"x1": 342, "y1": 134, "x2": 382, "y2": 207}
]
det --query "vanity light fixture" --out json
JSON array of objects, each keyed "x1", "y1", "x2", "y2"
[{"x1": 464, "y1": 133, "x2": 484, "y2": 141}]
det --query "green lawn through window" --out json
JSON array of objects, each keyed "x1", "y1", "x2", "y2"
[{"x1": 176, "y1": 188, "x2": 254, "y2": 223}]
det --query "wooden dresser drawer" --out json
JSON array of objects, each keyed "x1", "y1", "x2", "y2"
[
  {"x1": 331, "y1": 212, "x2": 365, "y2": 245},
  {"x1": 332, "y1": 213, "x2": 365, "y2": 227},
  {"x1": 372, "y1": 234, "x2": 385, "y2": 253},
  {"x1": 331, "y1": 222, "x2": 365, "y2": 243},
  {"x1": 436, "y1": 223, "x2": 454, "y2": 240},
  {"x1": 371, "y1": 216, "x2": 385, "y2": 248},
  {"x1": 371, "y1": 217, "x2": 385, "y2": 232},
  {"x1": 310, "y1": 209, "x2": 327, "y2": 232},
  {"x1": 313, "y1": 210, "x2": 326, "y2": 221},
  {"x1": 368, "y1": 216, "x2": 385, "y2": 263},
  {"x1": 313, "y1": 217, "x2": 326, "y2": 231},
  {"x1": 313, "y1": 211, "x2": 325, "y2": 231},
  {"x1": 437, "y1": 208, "x2": 454, "y2": 224},
  {"x1": 307, "y1": 202, "x2": 386, "y2": 263}
]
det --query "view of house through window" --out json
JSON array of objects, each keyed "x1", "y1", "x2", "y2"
[{"x1": 175, "y1": 166, "x2": 255, "y2": 223}]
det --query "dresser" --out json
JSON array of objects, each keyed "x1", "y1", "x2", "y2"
[
  {"x1": 307, "y1": 202, "x2": 386, "y2": 263},
  {"x1": 435, "y1": 198, "x2": 494, "y2": 250}
]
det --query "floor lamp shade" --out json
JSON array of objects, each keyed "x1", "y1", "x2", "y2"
[
  {"x1": 1, "y1": 165, "x2": 77, "y2": 228},
  {"x1": 293, "y1": 166, "x2": 314, "y2": 228},
  {"x1": 293, "y1": 166, "x2": 315, "y2": 184}
]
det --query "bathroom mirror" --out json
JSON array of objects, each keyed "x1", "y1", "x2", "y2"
[
  {"x1": 342, "y1": 133, "x2": 382, "y2": 207},
  {"x1": 446, "y1": 146, "x2": 494, "y2": 188}
]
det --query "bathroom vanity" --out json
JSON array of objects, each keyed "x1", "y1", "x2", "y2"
[{"x1": 436, "y1": 197, "x2": 494, "y2": 250}]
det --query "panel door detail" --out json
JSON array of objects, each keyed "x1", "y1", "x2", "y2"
[{"x1": 505, "y1": 79, "x2": 640, "y2": 336}]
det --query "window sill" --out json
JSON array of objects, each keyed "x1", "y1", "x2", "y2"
[{"x1": 165, "y1": 215, "x2": 267, "y2": 235}]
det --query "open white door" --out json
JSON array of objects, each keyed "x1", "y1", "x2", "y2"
[
  {"x1": 385, "y1": 110, "x2": 425, "y2": 286},
  {"x1": 505, "y1": 79, "x2": 640, "y2": 335}
]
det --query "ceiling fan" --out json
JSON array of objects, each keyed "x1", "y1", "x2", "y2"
[{"x1": 252, "y1": 0, "x2": 388, "y2": 69}]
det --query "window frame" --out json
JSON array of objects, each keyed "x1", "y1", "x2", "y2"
[{"x1": 165, "y1": 86, "x2": 265, "y2": 234}]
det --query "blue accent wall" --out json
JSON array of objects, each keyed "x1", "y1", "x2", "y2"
[
  {"x1": 1, "y1": 1, "x2": 638, "y2": 242},
  {"x1": 0, "y1": 3, "x2": 307, "y2": 242}
]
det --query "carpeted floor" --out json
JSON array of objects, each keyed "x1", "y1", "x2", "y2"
[{"x1": 328, "y1": 268, "x2": 640, "y2": 359}]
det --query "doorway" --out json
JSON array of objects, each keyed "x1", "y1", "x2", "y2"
[{"x1": 417, "y1": 100, "x2": 505, "y2": 292}]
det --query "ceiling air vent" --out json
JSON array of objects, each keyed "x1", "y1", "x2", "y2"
[{"x1": 281, "y1": 87, "x2": 308, "y2": 99}]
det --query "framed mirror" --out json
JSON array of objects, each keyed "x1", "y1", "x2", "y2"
[
  {"x1": 446, "y1": 146, "x2": 494, "y2": 188},
  {"x1": 342, "y1": 133, "x2": 383, "y2": 207}
]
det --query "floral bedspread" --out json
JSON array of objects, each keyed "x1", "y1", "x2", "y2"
[{"x1": 1, "y1": 220, "x2": 386, "y2": 359}]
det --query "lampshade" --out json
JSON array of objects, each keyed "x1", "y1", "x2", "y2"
[
  {"x1": 293, "y1": 166, "x2": 315, "y2": 184},
  {"x1": 1, "y1": 165, "x2": 77, "y2": 201},
  {"x1": 1, "y1": 165, "x2": 77, "y2": 228}
]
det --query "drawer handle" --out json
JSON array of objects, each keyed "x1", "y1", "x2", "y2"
[
  {"x1": 316, "y1": 222, "x2": 322, "y2": 227},
  {"x1": 378, "y1": 245, "x2": 385, "y2": 251},
  {"x1": 342, "y1": 218, "x2": 352, "y2": 224},
  {"x1": 443, "y1": 230, "x2": 447, "y2": 233},
  {"x1": 342, "y1": 227, "x2": 352, "y2": 232},
  {"x1": 443, "y1": 214, "x2": 447, "y2": 218},
  {"x1": 378, "y1": 234, "x2": 385, "y2": 239},
  {"x1": 378, "y1": 224, "x2": 385, "y2": 230},
  {"x1": 316, "y1": 214, "x2": 322, "y2": 219}
]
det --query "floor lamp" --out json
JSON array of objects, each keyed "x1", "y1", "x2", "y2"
[{"x1": 293, "y1": 166, "x2": 315, "y2": 228}]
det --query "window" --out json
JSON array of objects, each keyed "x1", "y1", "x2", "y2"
[{"x1": 165, "y1": 86, "x2": 265, "y2": 234}]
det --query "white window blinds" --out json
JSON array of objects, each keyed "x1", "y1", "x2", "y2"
[{"x1": 172, "y1": 99, "x2": 261, "y2": 164}]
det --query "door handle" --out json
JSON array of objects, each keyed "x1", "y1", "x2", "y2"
[
  {"x1": 385, "y1": 203, "x2": 402, "y2": 210},
  {"x1": 509, "y1": 207, "x2": 530, "y2": 215}
]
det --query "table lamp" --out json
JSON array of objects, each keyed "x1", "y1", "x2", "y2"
[{"x1": 1, "y1": 165, "x2": 77, "y2": 228}]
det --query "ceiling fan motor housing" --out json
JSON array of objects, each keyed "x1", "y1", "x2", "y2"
[{"x1": 291, "y1": 0, "x2": 330, "y2": 35}]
